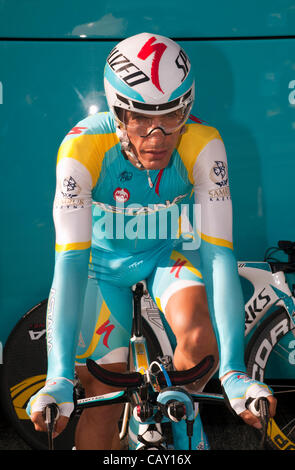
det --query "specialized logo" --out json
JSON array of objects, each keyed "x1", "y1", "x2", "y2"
[
  {"x1": 175, "y1": 49, "x2": 190, "y2": 82},
  {"x1": 96, "y1": 320, "x2": 115, "y2": 349},
  {"x1": 46, "y1": 381, "x2": 57, "y2": 386},
  {"x1": 170, "y1": 258, "x2": 187, "y2": 278},
  {"x1": 137, "y1": 37, "x2": 167, "y2": 93},
  {"x1": 67, "y1": 126, "x2": 87, "y2": 135},
  {"x1": 170, "y1": 251, "x2": 203, "y2": 279},
  {"x1": 107, "y1": 47, "x2": 150, "y2": 87},
  {"x1": 236, "y1": 374, "x2": 252, "y2": 383}
]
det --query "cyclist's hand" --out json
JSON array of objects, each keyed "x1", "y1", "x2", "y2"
[
  {"x1": 26, "y1": 377, "x2": 74, "y2": 437},
  {"x1": 221, "y1": 372, "x2": 277, "y2": 429}
]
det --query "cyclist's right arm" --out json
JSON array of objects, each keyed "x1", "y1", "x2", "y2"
[{"x1": 26, "y1": 124, "x2": 96, "y2": 434}]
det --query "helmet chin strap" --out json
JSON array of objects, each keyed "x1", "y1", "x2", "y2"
[
  {"x1": 116, "y1": 125, "x2": 154, "y2": 188},
  {"x1": 116, "y1": 126, "x2": 144, "y2": 169}
]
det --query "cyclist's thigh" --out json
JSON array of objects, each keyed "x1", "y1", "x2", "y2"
[
  {"x1": 147, "y1": 245, "x2": 204, "y2": 315},
  {"x1": 75, "y1": 276, "x2": 133, "y2": 368}
]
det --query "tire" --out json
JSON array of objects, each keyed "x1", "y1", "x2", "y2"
[
  {"x1": 245, "y1": 307, "x2": 295, "y2": 450},
  {"x1": 0, "y1": 300, "x2": 79, "y2": 450}
]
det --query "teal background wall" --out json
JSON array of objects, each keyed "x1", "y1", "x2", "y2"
[{"x1": 1, "y1": 0, "x2": 295, "y2": 345}]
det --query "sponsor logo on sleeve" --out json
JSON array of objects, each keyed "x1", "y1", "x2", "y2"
[
  {"x1": 208, "y1": 161, "x2": 231, "y2": 202},
  {"x1": 54, "y1": 175, "x2": 89, "y2": 210},
  {"x1": 62, "y1": 176, "x2": 81, "y2": 198}
]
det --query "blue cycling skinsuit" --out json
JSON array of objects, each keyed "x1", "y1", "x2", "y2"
[
  {"x1": 48, "y1": 111, "x2": 245, "y2": 373},
  {"x1": 27, "y1": 111, "x2": 248, "y2": 449}
]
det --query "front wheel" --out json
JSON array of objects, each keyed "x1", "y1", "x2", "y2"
[{"x1": 245, "y1": 307, "x2": 295, "y2": 450}]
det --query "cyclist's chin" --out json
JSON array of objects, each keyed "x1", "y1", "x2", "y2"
[{"x1": 139, "y1": 151, "x2": 172, "y2": 169}]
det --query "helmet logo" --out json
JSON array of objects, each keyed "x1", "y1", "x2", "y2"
[
  {"x1": 137, "y1": 37, "x2": 167, "y2": 94},
  {"x1": 175, "y1": 50, "x2": 190, "y2": 82},
  {"x1": 107, "y1": 47, "x2": 150, "y2": 87}
]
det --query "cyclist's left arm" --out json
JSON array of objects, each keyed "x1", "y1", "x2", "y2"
[{"x1": 192, "y1": 132, "x2": 276, "y2": 425}]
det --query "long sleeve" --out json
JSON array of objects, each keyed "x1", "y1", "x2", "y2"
[
  {"x1": 192, "y1": 136, "x2": 246, "y2": 377},
  {"x1": 46, "y1": 149, "x2": 93, "y2": 380}
]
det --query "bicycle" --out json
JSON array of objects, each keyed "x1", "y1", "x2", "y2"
[
  {"x1": 242, "y1": 240, "x2": 295, "y2": 450},
  {"x1": 0, "y1": 240, "x2": 294, "y2": 450},
  {"x1": 68, "y1": 280, "x2": 270, "y2": 452}
]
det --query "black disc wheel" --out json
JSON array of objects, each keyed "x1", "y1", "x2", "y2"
[
  {"x1": 246, "y1": 307, "x2": 295, "y2": 450},
  {"x1": 0, "y1": 300, "x2": 79, "y2": 450}
]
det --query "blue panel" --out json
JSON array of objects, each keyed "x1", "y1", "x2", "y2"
[
  {"x1": 0, "y1": 41, "x2": 111, "y2": 345},
  {"x1": 182, "y1": 39, "x2": 295, "y2": 259},
  {"x1": 0, "y1": 0, "x2": 295, "y2": 38}
]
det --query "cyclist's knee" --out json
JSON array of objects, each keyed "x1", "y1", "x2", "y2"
[
  {"x1": 171, "y1": 305, "x2": 218, "y2": 363},
  {"x1": 166, "y1": 286, "x2": 211, "y2": 330},
  {"x1": 178, "y1": 324, "x2": 216, "y2": 356},
  {"x1": 167, "y1": 299, "x2": 216, "y2": 351}
]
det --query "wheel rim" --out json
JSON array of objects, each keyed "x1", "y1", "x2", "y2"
[{"x1": 246, "y1": 309, "x2": 295, "y2": 450}]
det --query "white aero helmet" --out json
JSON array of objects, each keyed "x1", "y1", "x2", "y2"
[{"x1": 104, "y1": 32, "x2": 195, "y2": 128}]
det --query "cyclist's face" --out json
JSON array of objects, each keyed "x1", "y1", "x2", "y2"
[{"x1": 124, "y1": 111, "x2": 183, "y2": 170}]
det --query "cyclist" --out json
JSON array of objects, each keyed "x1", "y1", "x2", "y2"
[{"x1": 26, "y1": 32, "x2": 276, "y2": 450}]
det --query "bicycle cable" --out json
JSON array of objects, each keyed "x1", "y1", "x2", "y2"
[
  {"x1": 246, "y1": 397, "x2": 270, "y2": 449},
  {"x1": 264, "y1": 246, "x2": 281, "y2": 262},
  {"x1": 258, "y1": 398, "x2": 271, "y2": 449},
  {"x1": 43, "y1": 403, "x2": 59, "y2": 450}
]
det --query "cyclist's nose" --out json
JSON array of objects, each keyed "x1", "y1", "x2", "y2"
[
  {"x1": 146, "y1": 116, "x2": 164, "y2": 130},
  {"x1": 145, "y1": 117, "x2": 167, "y2": 135},
  {"x1": 144, "y1": 126, "x2": 167, "y2": 139}
]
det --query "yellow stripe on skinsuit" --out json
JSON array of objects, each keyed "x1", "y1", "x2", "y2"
[
  {"x1": 57, "y1": 132, "x2": 119, "y2": 188},
  {"x1": 198, "y1": 231, "x2": 233, "y2": 250},
  {"x1": 170, "y1": 250, "x2": 203, "y2": 279},
  {"x1": 177, "y1": 123, "x2": 222, "y2": 184},
  {"x1": 76, "y1": 300, "x2": 111, "y2": 360},
  {"x1": 55, "y1": 241, "x2": 91, "y2": 252}
]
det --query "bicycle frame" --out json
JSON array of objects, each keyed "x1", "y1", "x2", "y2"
[
  {"x1": 138, "y1": 263, "x2": 295, "y2": 356},
  {"x1": 78, "y1": 264, "x2": 284, "y2": 451},
  {"x1": 124, "y1": 261, "x2": 295, "y2": 449},
  {"x1": 3, "y1": 243, "x2": 295, "y2": 450},
  {"x1": 75, "y1": 283, "x2": 223, "y2": 451},
  {"x1": 238, "y1": 262, "x2": 295, "y2": 336}
]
